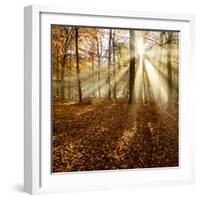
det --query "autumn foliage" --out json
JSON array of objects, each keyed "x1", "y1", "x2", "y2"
[{"x1": 52, "y1": 25, "x2": 179, "y2": 172}]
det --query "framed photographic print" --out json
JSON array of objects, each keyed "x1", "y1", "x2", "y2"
[{"x1": 24, "y1": 5, "x2": 195, "y2": 194}]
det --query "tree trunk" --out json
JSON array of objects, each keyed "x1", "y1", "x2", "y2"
[
  {"x1": 75, "y1": 28, "x2": 82, "y2": 103},
  {"x1": 96, "y1": 37, "x2": 101, "y2": 97},
  {"x1": 157, "y1": 32, "x2": 164, "y2": 102},
  {"x1": 91, "y1": 42, "x2": 95, "y2": 97},
  {"x1": 167, "y1": 33, "x2": 173, "y2": 111},
  {"x1": 112, "y1": 31, "x2": 117, "y2": 99},
  {"x1": 61, "y1": 55, "x2": 66, "y2": 99},
  {"x1": 108, "y1": 29, "x2": 112, "y2": 99},
  {"x1": 56, "y1": 46, "x2": 59, "y2": 97},
  {"x1": 141, "y1": 57, "x2": 145, "y2": 103},
  {"x1": 60, "y1": 29, "x2": 69, "y2": 100},
  {"x1": 68, "y1": 46, "x2": 72, "y2": 99},
  {"x1": 128, "y1": 30, "x2": 136, "y2": 104}
]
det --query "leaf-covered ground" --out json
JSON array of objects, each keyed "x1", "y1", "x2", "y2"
[{"x1": 52, "y1": 100, "x2": 178, "y2": 172}]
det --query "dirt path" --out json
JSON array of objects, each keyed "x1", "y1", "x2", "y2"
[{"x1": 52, "y1": 100, "x2": 178, "y2": 172}]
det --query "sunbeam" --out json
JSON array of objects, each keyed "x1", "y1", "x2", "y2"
[
  {"x1": 144, "y1": 59, "x2": 168, "y2": 103},
  {"x1": 82, "y1": 65, "x2": 129, "y2": 98}
]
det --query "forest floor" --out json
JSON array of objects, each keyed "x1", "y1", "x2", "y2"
[{"x1": 52, "y1": 99, "x2": 178, "y2": 172}]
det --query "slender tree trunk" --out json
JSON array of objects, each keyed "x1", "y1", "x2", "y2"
[
  {"x1": 60, "y1": 29, "x2": 69, "y2": 100},
  {"x1": 167, "y1": 33, "x2": 173, "y2": 111},
  {"x1": 140, "y1": 56, "x2": 145, "y2": 103},
  {"x1": 75, "y1": 28, "x2": 82, "y2": 103},
  {"x1": 108, "y1": 29, "x2": 112, "y2": 99},
  {"x1": 61, "y1": 55, "x2": 66, "y2": 99},
  {"x1": 128, "y1": 30, "x2": 136, "y2": 104},
  {"x1": 137, "y1": 54, "x2": 143, "y2": 103},
  {"x1": 91, "y1": 43, "x2": 95, "y2": 97},
  {"x1": 112, "y1": 31, "x2": 117, "y2": 99},
  {"x1": 56, "y1": 46, "x2": 59, "y2": 97},
  {"x1": 158, "y1": 32, "x2": 164, "y2": 102},
  {"x1": 68, "y1": 46, "x2": 72, "y2": 99},
  {"x1": 175, "y1": 34, "x2": 179, "y2": 105},
  {"x1": 126, "y1": 62, "x2": 129, "y2": 99},
  {"x1": 96, "y1": 37, "x2": 101, "y2": 97},
  {"x1": 143, "y1": 60, "x2": 148, "y2": 104}
]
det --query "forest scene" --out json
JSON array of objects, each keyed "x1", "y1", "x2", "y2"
[{"x1": 52, "y1": 25, "x2": 179, "y2": 173}]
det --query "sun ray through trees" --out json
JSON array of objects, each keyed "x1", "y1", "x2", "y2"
[{"x1": 52, "y1": 25, "x2": 179, "y2": 172}]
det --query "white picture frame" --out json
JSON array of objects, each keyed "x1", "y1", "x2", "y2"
[{"x1": 24, "y1": 5, "x2": 195, "y2": 194}]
